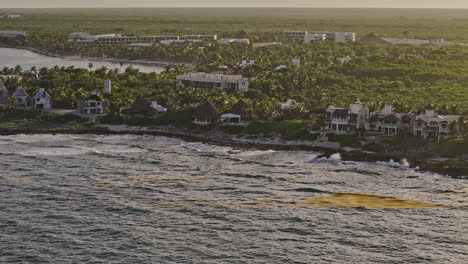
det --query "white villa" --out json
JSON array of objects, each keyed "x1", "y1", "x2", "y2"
[
  {"x1": 413, "y1": 108, "x2": 459, "y2": 140},
  {"x1": 78, "y1": 92, "x2": 105, "y2": 115},
  {"x1": 371, "y1": 105, "x2": 412, "y2": 136},
  {"x1": 32, "y1": 88, "x2": 53, "y2": 110},
  {"x1": 322, "y1": 101, "x2": 460, "y2": 140},
  {"x1": 12, "y1": 87, "x2": 30, "y2": 107},
  {"x1": 325, "y1": 99, "x2": 369, "y2": 133},
  {"x1": 176, "y1": 72, "x2": 249, "y2": 92}
]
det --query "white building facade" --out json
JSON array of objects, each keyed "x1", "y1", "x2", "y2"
[
  {"x1": 176, "y1": 73, "x2": 249, "y2": 92},
  {"x1": 33, "y1": 88, "x2": 53, "y2": 110}
]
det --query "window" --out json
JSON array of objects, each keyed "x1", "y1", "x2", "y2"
[
  {"x1": 430, "y1": 121, "x2": 438, "y2": 126},
  {"x1": 441, "y1": 124, "x2": 447, "y2": 129}
]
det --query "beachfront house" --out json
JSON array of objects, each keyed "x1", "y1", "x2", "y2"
[
  {"x1": 176, "y1": 72, "x2": 249, "y2": 92},
  {"x1": 120, "y1": 99, "x2": 167, "y2": 119},
  {"x1": 0, "y1": 81, "x2": 8, "y2": 103},
  {"x1": 370, "y1": 105, "x2": 412, "y2": 136},
  {"x1": 32, "y1": 88, "x2": 53, "y2": 110},
  {"x1": 325, "y1": 99, "x2": 369, "y2": 134},
  {"x1": 221, "y1": 100, "x2": 247, "y2": 123},
  {"x1": 12, "y1": 87, "x2": 30, "y2": 107},
  {"x1": 192, "y1": 101, "x2": 220, "y2": 125},
  {"x1": 77, "y1": 92, "x2": 106, "y2": 115},
  {"x1": 413, "y1": 107, "x2": 459, "y2": 140}
]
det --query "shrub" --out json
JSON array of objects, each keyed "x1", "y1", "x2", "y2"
[
  {"x1": 100, "y1": 113, "x2": 124, "y2": 125},
  {"x1": 244, "y1": 120, "x2": 317, "y2": 140},
  {"x1": 362, "y1": 142, "x2": 385, "y2": 153},
  {"x1": 327, "y1": 133, "x2": 361, "y2": 147},
  {"x1": 220, "y1": 125, "x2": 245, "y2": 134}
]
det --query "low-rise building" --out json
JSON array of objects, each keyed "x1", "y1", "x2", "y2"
[
  {"x1": 0, "y1": 31, "x2": 26, "y2": 39},
  {"x1": 160, "y1": 39, "x2": 201, "y2": 46},
  {"x1": 308, "y1": 31, "x2": 356, "y2": 43},
  {"x1": 284, "y1": 31, "x2": 308, "y2": 38},
  {"x1": 176, "y1": 72, "x2": 249, "y2": 92},
  {"x1": 192, "y1": 101, "x2": 220, "y2": 125},
  {"x1": 337, "y1": 55, "x2": 353, "y2": 64},
  {"x1": 413, "y1": 108, "x2": 459, "y2": 140},
  {"x1": 304, "y1": 33, "x2": 327, "y2": 43},
  {"x1": 32, "y1": 88, "x2": 53, "y2": 110},
  {"x1": 325, "y1": 99, "x2": 369, "y2": 134},
  {"x1": 138, "y1": 35, "x2": 179, "y2": 42},
  {"x1": 184, "y1": 34, "x2": 218, "y2": 40},
  {"x1": 221, "y1": 100, "x2": 247, "y2": 123},
  {"x1": 217, "y1": 39, "x2": 250, "y2": 45},
  {"x1": 78, "y1": 92, "x2": 105, "y2": 115}
]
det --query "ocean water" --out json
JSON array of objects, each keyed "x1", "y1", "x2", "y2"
[
  {"x1": 0, "y1": 47, "x2": 164, "y2": 73},
  {"x1": 0, "y1": 134, "x2": 467, "y2": 263}
]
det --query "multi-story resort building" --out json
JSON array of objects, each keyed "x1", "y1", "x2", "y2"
[
  {"x1": 176, "y1": 73, "x2": 249, "y2": 92},
  {"x1": 284, "y1": 31, "x2": 309, "y2": 38},
  {"x1": 306, "y1": 31, "x2": 356, "y2": 43},
  {"x1": 217, "y1": 39, "x2": 250, "y2": 45},
  {"x1": 413, "y1": 108, "x2": 459, "y2": 140},
  {"x1": 0, "y1": 31, "x2": 26, "y2": 39},
  {"x1": 138, "y1": 35, "x2": 180, "y2": 42},
  {"x1": 184, "y1": 34, "x2": 218, "y2": 40},
  {"x1": 304, "y1": 33, "x2": 327, "y2": 43},
  {"x1": 325, "y1": 99, "x2": 369, "y2": 133}
]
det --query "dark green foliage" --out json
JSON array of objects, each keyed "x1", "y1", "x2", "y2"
[
  {"x1": 381, "y1": 134, "x2": 427, "y2": 151},
  {"x1": 244, "y1": 120, "x2": 318, "y2": 140},
  {"x1": 431, "y1": 138, "x2": 468, "y2": 157},
  {"x1": 327, "y1": 133, "x2": 361, "y2": 147},
  {"x1": 219, "y1": 125, "x2": 245, "y2": 134},
  {"x1": 100, "y1": 113, "x2": 124, "y2": 125},
  {"x1": 362, "y1": 142, "x2": 386, "y2": 153}
]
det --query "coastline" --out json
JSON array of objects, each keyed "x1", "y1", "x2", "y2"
[
  {"x1": 0, "y1": 126, "x2": 466, "y2": 178},
  {"x1": 0, "y1": 44, "x2": 195, "y2": 68}
]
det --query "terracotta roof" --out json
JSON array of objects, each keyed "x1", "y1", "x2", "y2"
[
  {"x1": 423, "y1": 126, "x2": 439, "y2": 131},
  {"x1": 193, "y1": 101, "x2": 220, "y2": 119}
]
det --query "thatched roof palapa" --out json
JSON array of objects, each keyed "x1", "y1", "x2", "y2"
[
  {"x1": 228, "y1": 100, "x2": 247, "y2": 115},
  {"x1": 193, "y1": 101, "x2": 220, "y2": 119}
]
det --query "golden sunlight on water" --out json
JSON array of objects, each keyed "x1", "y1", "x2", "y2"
[
  {"x1": 293, "y1": 193, "x2": 443, "y2": 209},
  {"x1": 149, "y1": 193, "x2": 442, "y2": 209}
]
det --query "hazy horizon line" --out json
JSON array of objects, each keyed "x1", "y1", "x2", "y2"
[{"x1": 1, "y1": 7, "x2": 468, "y2": 10}]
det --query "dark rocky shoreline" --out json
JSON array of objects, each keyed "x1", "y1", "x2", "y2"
[{"x1": 0, "y1": 127, "x2": 466, "y2": 178}]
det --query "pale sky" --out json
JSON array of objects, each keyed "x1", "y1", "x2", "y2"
[{"x1": 0, "y1": 0, "x2": 468, "y2": 8}]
